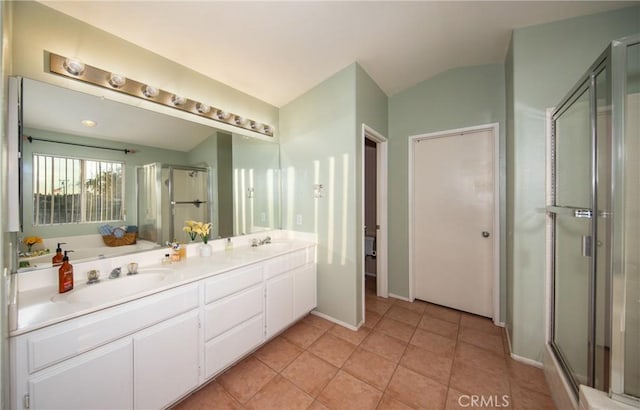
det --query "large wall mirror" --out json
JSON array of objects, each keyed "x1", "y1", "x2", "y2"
[{"x1": 17, "y1": 77, "x2": 281, "y2": 271}]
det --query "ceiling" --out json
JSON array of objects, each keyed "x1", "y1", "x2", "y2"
[{"x1": 40, "y1": 1, "x2": 636, "y2": 108}]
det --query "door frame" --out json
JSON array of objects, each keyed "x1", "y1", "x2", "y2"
[
  {"x1": 408, "y1": 122, "x2": 501, "y2": 323},
  {"x1": 360, "y1": 124, "x2": 389, "y2": 308}
]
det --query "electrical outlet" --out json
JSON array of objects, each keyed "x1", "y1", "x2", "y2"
[{"x1": 296, "y1": 214, "x2": 303, "y2": 225}]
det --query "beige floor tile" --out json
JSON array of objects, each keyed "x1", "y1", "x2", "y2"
[
  {"x1": 254, "y1": 336, "x2": 303, "y2": 372},
  {"x1": 342, "y1": 348, "x2": 397, "y2": 391},
  {"x1": 511, "y1": 385, "x2": 556, "y2": 410},
  {"x1": 507, "y1": 359, "x2": 552, "y2": 396},
  {"x1": 425, "y1": 304, "x2": 461, "y2": 324},
  {"x1": 458, "y1": 327, "x2": 505, "y2": 356},
  {"x1": 385, "y1": 305, "x2": 423, "y2": 327},
  {"x1": 360, "y1": 331, "x2": 408, "y2": 363},
  {"x1": 460, "y1": 313, "x2": 502, "y2": 336},
  {"x1": 364, "y1": 310, "x2": 383, "y2": 329},
  {"x1": 454, "y1": 342, "x2": 507, "y2": 377},
  {"x1": 386, "y1": 366, "x2": 448, "y2": 410},
  {"x1": 308, "y1": 400, "x2": 330, "y2": 410},
  {"x1": 302, "y1": 314, "x2": 335, "y2": 331},
  {"x1": 328, "y1": 324, "x2": 370, "y2": 345},
  {"x1": 418, "y1": 315, "x2": 459, "y2": 340},
  {"x1": 282, "y1": 321, "x2": 327, "y2": 349},
  {"x1": 399, "y1": 344, "x2": 453, "y2": 386},
  {"x1": 244, "y1": 375, "x2": 314, "y2": 410},
  {"x1": 318, "y1": 370, "x2": 382, "y2": 410},
  {"x1": 308, "y1": 333, "x2": 357, "y2": 367},
  {"x1": 218, "y1": 356, "x2": 277, "y2": 404},
  {"x1": 410, "y1": 328, "x2": 456, "y2": 357},
  {"x1": 376, "y1": 317, "x2": 417, "y2": 342},
  {"x1": 449, "y1": 361, "x2": 510, "y2": 398},
  {"x1": 378, "y1": 394, "x2": 416, "y2": 410},
  {"x1": 366, "y1": 296, "x2": 394, "y2": 316},
  {"x1": 281, "y1": 351, "x2": 338, "y2": 397},
  {"x1": 172, "y1": 382, "x2": 243, "y2": 410},
  {"x1": 393, "y1": 298, "x2": 428, "y2": 314}
]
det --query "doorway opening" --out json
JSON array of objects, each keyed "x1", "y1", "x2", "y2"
[{"x1": 361, "y1": 125, "x2": 388, "y2": 321}]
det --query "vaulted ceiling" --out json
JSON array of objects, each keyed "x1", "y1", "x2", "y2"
[{"x1": 40, "y1": 1, "x2": 635, "y2": 107}]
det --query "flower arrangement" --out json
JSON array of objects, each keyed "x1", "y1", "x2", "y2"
[
  {"x1": 23, "y1": 236, "x2": 43, "y2": 252},
  {"x1": 183, "y1": 220, "x2": 212, "y2": 244}
]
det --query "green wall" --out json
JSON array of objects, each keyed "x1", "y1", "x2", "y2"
[
  {"x1": 280, "y1": 63, "x2": 359, "y2": 326},
  {"x1": 388, "y1": 64, "x2": 506, "y2": 315},
  {"x1": 507, "y1": 6, "x2": 640, "y2": 361}
]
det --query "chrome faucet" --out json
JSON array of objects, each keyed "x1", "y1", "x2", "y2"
[
  {"x1": 251, "y1": 236, "x2": 272, "y2": 247},
  {"x1": 109, "y1": 267, "x2": 122, "y2": 279}
]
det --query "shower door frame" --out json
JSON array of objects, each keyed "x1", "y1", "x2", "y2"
[
  {"x1": 164, "y1": 164, "x2": 213, "y2": 243},
  {"x1": 548, "y1": 47, "x2": 611, "y2": 396},
  {"x1": 610, "y1": 34, "x2": 640, "y2": 407}
]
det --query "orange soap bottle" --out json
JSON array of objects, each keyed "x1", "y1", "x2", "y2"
[
  {"x1": 58, "y1": 250, "x2": 74, "y2": 294},
  {"x1": 52, "y1": 242, "x2": 66, "y2": 266}
]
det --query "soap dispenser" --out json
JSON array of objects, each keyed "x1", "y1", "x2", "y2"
[
  {"x1": 58, "y1": 250, "x2": 74, "y2": 293},
  {"x1": 52, "y1": 242, "x2": 67, "y2": 266}
]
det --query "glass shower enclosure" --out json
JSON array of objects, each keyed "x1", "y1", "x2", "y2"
[
  {"x1": 549, "y1": 34, "x2": 639, "y2": 405},
  {"x1": 136, "y1": 163, "x2": 213, "y2": 246}
]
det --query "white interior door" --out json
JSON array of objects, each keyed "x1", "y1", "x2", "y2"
[{"x1": 412, "y1": 128, "x2": 494, "y2": 318}]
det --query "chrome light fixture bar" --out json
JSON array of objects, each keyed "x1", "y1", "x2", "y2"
[{"x1": 47, "y1": 52, "x2": 274, "y2": 137}]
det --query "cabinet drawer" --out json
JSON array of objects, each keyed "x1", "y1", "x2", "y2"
[
  {"x1": 204, "y1": 314, "x2": 264, "y2": 379},
  {"x1": 27, "y1": 284, "x2": 198, "y2": 373},
  {"x1": 204, "y1": 284, "x2": 263, "y2": 341},
  {"x1": 204, "y1": 265, "x2": 263, "y2": 304},
  {"x1": 263, "y1": 249, "x2": 307, "y2": 279}
]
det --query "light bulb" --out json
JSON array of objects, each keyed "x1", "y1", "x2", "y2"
[
  {"x1": 196, "y1": 103, "x2": 211, "y2": 114},
  {"x1": 216, "y1": 110, "x2": 230, "y2": 120},
  {"x1": 141, "y1": 85, "x2": 159, "y2": 98},
  {"x1": 171, "y1": 94, "x2": 186, "y2": 106},
  {"x1": 234, "y1": 115, "x2": 247, "y2": 126},
  {"x1": 63, "y1": 58, "x2": 85, "y2": 76},
  {"x1": 108, "y1": 73, "x2": 126, "y2": 88}
]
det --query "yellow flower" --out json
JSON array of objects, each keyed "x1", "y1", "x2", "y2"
[{"x1": 23, "y1": 236, "x2": 43, "y2": 246}]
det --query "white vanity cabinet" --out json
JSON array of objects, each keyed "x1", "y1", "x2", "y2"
[
  {"x1": 10, "y1": 242, "x2": 317, "y2": 410},
  {"x1": 27, "y1": 338, "x2": 133, "y2": 410},
  {"x1": 133, "y1": 310, "x2": 200, "y2": 410},
  {"x1": 202, "y1": 264, "x2": 265, "y2": 378},
  {"x1": 11, "y1": 283, "x2": 200, "y2": 410},
  {"x1": 265, "y1": 247, "x2": 316, "y2": 338}
]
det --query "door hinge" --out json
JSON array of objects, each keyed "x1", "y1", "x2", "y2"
[{"x1": 24, "y1": 394, "x2": 30, "y2": 409}]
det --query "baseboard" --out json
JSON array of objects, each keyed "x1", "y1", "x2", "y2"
[
  {"x1": 511, "y1": 353, "x2": 543, "y2": 368},
  {"x1": 310, "y1": 310, "x2": 359, "y2": 331},
  {"x1": 388, "y1": 293, "x2": 410, "y2": 302}
]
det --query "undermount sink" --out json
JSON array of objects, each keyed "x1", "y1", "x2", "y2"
[{"x1": 51, "y1": 269, "x2": 172, "y2": 305}]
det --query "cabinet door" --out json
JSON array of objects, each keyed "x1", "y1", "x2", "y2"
[
  {"x1": 28, "y1": 338, "x2": 133, "y2": 410},
  {"x1": 266, "y1": 272, "x2": 294, "y2": 338},
  {"x1": 294, "y1": 264, "x2": 317, "y2": 319},
  {"x1": 133, "y1": 310, "x2": 199, "y2": 410}
]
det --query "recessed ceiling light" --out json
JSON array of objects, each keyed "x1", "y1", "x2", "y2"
[{"x1": 81, "y1": 119, "x2": 97, "y2": 128}]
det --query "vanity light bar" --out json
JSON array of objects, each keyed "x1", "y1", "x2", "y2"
[{"x1": 47, "y1": 52, "x2": 274, "y2": 137}]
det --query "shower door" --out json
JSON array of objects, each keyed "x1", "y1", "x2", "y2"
[{"x1": 549, "y1": 54, "x2": 611, "y2": 393}]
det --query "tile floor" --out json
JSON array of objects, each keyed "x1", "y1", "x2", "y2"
[{"x1": 173, "y1": 278, "x2": 557, "y2": 409}]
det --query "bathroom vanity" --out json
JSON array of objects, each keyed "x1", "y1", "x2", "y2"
[{"x1": 8, "y1": 234, "x2": 316, "y2": 410}]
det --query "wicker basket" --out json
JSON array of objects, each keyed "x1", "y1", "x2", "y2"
[{"x1": 102, "y1": 228, "x2": 137, "y2": 247}]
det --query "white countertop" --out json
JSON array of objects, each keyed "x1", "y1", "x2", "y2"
[{"x1": 11, "y1": 234, "x2": 315, "y2": 336}]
